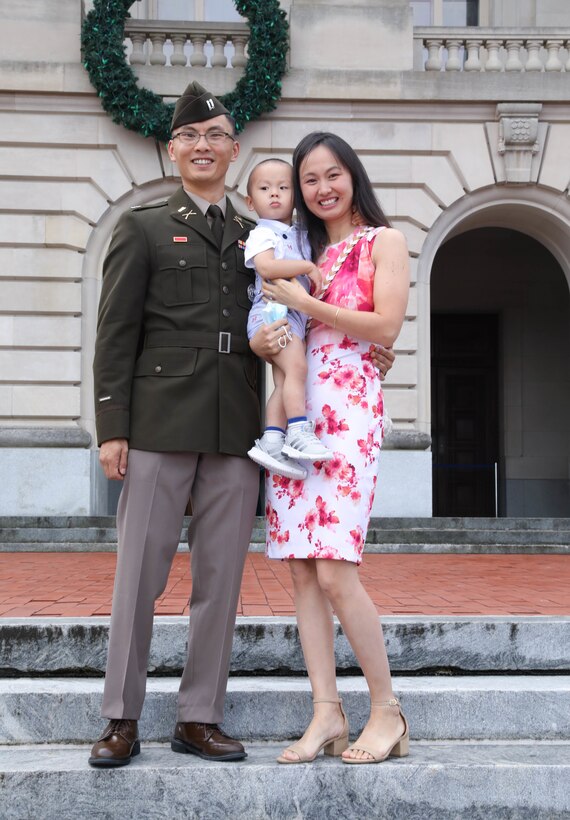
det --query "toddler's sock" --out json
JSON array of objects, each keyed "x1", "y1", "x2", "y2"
[
  {"x1": 263, "y1": 426, "x2": 286, "y2": 442},
  {"x1": 287, "y1": 416, "x2": 308, "y2": 430}
]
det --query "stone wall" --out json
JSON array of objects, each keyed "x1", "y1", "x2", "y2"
[{"x1": 0, "y1": 0, "x2": 569, "y2": 515}]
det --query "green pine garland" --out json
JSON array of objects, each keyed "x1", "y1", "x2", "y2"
[{"x1": 81, "y1": 0, "x2": 288, "y2": 140}]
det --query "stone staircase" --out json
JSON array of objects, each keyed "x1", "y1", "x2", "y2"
[
  {"x1": 1, "y1": 615, "x2": 569, "y2": 818},
  {"x1": 2, "y1": 516, "x2": 570, "y2": 553}
]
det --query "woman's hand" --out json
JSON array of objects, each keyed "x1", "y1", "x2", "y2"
[
  {"x1": 249, "y1": 318, "x2": 293, "y2": 362},
  {"x1": 262, "y1": 277, "x2": 309, "y2": 313},
  {"x1": 369, "y1": 344, "x2": 395, "y2": 382}
]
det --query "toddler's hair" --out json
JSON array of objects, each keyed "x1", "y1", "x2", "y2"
[{"x1": 246, "y1": 158, "x2": 293, "y2": 196}]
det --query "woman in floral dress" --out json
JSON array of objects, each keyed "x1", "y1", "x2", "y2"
[{"x1": 261, "y1": 132, "x2": 410, "y2": 764}]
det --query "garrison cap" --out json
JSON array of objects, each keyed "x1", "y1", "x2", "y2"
[{"x1": 171, "y1": 82, "x2": 230, "y2": 131}]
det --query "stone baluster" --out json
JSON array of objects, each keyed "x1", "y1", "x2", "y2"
[
  {"x1": 484, "y1": 39, "x2": 503, "y2": 72},
  {"x1": 189, "y1": 34, "x2": 207, "y2": 67},
  {"x1": 544, "y1": 39, "x2": 563, "y2": 72},
  {"x1": 504, "y1": 40, "x2": 523, "y2": 71},
  {"x1": 210, "y1": 35, "x2": 228, "y2": 68},
  {"x1": 445, "y1": 39, "x2": 463, "y2": 71},
  {"x1": 129, "y1": 31, "x2": 147, "y2": 66},
  {"x1": 425, "y1": 39, "x2": 442, "y2": 71},
  {"x1": 463, "y1": 39, "x2": 482, "y2": 71},
  {"x1": 566, "y1": 41, "x2": 570, "y2": 72},
  {"x1": 231, "y1": 35, "x2": 248, "y2": 68},
  {"x1": 149, "y1": 32, "x2": 167, "y2": 65},
  {"x1": 524, "y1": 39, "x2": 544, "y2": 72},
  {"x1": 170, "y1": 32, "x2": 187, "y2": 67}
]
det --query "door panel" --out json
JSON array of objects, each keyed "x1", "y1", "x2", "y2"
[{"x1": 432, "y1": 315, "x2": 499, "y2": 517}]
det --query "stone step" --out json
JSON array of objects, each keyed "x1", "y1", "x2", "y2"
[
  {"x1": 1, "y1": 516, "x2": 569, "y2": 553},
  {"x1": 0, "y1": 515, "x2": 263, "y2": 553},
  {"x1": 1, "y1": 616, "x2": 568, "y2": 676},
  {"x1": 1, "y1": 676, "x2": 569, "y2": 744},
  {"x1": 1, "y1": 741, "x2": 569, "y2": 819}
]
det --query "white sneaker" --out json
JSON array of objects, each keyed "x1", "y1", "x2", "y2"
[
  {"x1": 282, "y1": 421, "x2": 334, "y2": 461},
  {"x1": 248, "y1": 434, "x2": 308, "y2": 480}
]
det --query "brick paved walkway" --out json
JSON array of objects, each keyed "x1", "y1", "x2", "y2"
[{"x1": 0, "y1": 552, "x2": 568, "y2": 617}]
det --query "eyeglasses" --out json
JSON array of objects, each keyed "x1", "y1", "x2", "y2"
[{"x1": 171, "y1": 129, "x2": 235, "y2": 146}]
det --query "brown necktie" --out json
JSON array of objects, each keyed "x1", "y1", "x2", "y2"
[{"x1": 207, "y1": 204, "x2": 224, "y2": 248}]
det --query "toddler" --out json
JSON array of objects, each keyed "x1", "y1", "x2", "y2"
[{"x1": 245, "y1": 159, "x2": 333, "y2": 479}]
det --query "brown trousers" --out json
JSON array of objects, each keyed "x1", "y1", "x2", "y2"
[{"x1": 101, "y1": 449, "x2": 259, "y2": 723}]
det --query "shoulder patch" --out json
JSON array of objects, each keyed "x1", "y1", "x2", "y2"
[{"x1": 131, "y1": 200, "x2": 168, "y2": 211}]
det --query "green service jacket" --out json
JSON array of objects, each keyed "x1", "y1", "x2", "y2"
[{"x1": 93, "y1": 188, "x2": 260, "y2": 456}]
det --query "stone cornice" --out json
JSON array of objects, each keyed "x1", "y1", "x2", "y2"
[
  {"x1": 1, "y1": 63, "x2": 569, "y2": 103},
  {"x1": 0, "y1": 428, "x2": 92, "y2": 448}
]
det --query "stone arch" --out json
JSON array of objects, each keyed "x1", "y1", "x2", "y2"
[
  {"x1": 80, "y1": 179, "x2": 179, "y2": 510},
  {"x1": 80, "y1": 180, "x2": 180, "y2": 448},
  {"x1": 415, "y1": 185, "x2": 570, "y2": 433},
  {"x1": 416, "y1": 185, "x2": 570, "y2": 515}
]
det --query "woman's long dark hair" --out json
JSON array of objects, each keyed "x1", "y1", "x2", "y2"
[{"x1": 293, "y1": 131, "x2": 391, "y2": 262}]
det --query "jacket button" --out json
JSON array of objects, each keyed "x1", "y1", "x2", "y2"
[
  {"x1": 221, "y1": 262, "x2": 228, "y2": 270},
  {"x1": 222, "y1": 308, "x2": 230, "y2": 318},
  {"x1": 222, "y1": 285, "x2": 230, "y2": 295},
  {"x1": 179, "y1": 259, "x2": 187, "y2": 267},
  {"x1": 154, "y1": 365, "x2": 162, "y2": 373}
]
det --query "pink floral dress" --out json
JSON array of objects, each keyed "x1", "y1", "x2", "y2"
[{"x1": 266, "y1": 227, "x2": 386, "y2": 565}]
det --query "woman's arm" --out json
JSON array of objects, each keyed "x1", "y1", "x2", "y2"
[{"x1": 262, "y1": 228, "x2": 410, "y2": 347}]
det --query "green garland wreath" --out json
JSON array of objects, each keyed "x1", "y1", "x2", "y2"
[{"x1": 81, "y1": 0, "x2": 288, "y2": 140}]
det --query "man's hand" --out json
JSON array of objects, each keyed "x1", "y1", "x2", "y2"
[
  {"x1": 370, "y1": 344, "x2": 395, "y2": 382},
  {"x1": 99, "y1": 438, "x2": 129, "y2": 480},
  {"x1": 250, "y1": 318, "x2": 292, "y2": 362},
  {"x1": 306, "y1": 263, "x2": 322, "y2": 296}
]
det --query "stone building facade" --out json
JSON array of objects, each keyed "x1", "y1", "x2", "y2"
[{"x1": 1, "y1": 0, "x2": 569, "y2": 518}]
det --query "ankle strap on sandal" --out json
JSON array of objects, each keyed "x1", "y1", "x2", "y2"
[
  {"x1": 313, "y1": 697, "x2": 342, "y2": 704},
  {"x1": 371, "y1": 697, "x2": 400, "y2": 708}
]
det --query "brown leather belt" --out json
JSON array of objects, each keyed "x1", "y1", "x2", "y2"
[{"x1": 144, "y1": 330, "x2": 249, "y2": 354}]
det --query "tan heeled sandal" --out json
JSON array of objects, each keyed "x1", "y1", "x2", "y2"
[
  {"x1": 342, "y1": 696, "x2": 409, "y2": 764},
  {"x1": 276, "y1": 697, "x2": 350, "y2": 764}
]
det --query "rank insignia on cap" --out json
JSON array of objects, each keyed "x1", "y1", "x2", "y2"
[
  {"x1": 171, "y1": 81, "x2": 230, "y2": 131},
  {"x1": 237, "y1": 239, "x2": 246, "y2": 250},
  {"x1": 173, "y1": 236, "x2": 188, "y2": 242}
]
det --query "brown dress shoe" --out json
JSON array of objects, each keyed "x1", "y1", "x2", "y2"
[
  {"x1": 171, "y1": 722, "x2": 247, "y2": 761},
  {"x1": 88, "y1": 719, "x2": 140, "y2": 768}
]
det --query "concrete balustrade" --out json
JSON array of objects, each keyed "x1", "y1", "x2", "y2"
[
  {"x1": 124, "y1": 20, "x2": 249, "y2": 70},
  {"x1": 415, "y1": 27, "x2": 570, "y2": 71}
]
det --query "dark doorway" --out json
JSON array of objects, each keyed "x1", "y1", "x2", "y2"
[{"x1": 431, "y1": 314, "x2": 499, "y2": 516}]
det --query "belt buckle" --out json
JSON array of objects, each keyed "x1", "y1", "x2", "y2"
[{"x1": 218, "y1": 331, "x2": 231, "y2": 353}]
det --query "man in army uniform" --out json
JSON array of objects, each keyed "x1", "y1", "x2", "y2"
[
  {"x1": 89, "y1": 80, "x2": 396, "y2": 768},
  {"x1": 89, "y1": 83, "x2": 267, "y2": 766}
]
